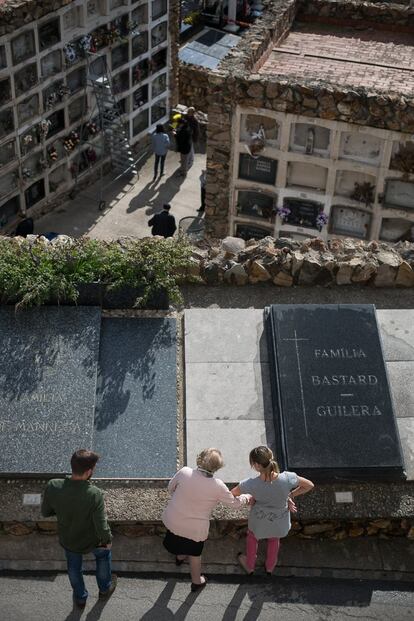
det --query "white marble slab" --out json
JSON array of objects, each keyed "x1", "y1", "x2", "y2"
[
  {"x1": 387, "y1": 361, "x2": 414, "y2": 418},
  {"x1": 184, "y1": 309, "x2": 268, "y2": 363},
  {"x1": 186, "y1": 362, "x2": 272, "y2": 420},
  {"x1": 377, "y1": 310, "x2": 414, "y2": 361}
]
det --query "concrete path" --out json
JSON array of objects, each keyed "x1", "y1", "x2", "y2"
[
  {"x1": 34, "y1": 148, "x2": 206, "y2": 239},
  {"x1": 1, "y1": 574, "x2": 413, "y2": 620},
  {"x1": 184, "y1": 309, "x2": 414, "y2": 482}
]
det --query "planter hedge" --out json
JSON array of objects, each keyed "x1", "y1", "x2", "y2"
[{"x1": 0, "y1": 236, "x2": 194, "y2": 309}]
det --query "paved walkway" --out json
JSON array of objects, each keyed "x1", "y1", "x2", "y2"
[
  {"x1": 35, "y1": 148, "x2": 206, "y2": 239},
  {"x1": 1, "y1": 574, "x2": 413, "y2": 620}
]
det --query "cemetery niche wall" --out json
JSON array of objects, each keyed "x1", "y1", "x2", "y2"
[{"x1": 266, "y1": 304, "x2": 405, "y2": 482}]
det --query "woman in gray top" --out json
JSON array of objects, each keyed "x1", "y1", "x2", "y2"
[{"x1": 232, "y1": 446, "x2": 314, "y2": 575}]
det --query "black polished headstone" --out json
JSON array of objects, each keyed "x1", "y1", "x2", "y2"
[
  {"x1": 0, "y1": 307, "x2": 101, "y2": 475},
  {"x1": 266, "y1": 304, "x2": 405, "y2": 481},
  {"x1": 93, "y1": 318, "x2": 177, "y2": 478}
]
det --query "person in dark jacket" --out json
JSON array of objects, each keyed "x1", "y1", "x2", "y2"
[
  {"x1": 15, "y1": 217, "x2": 34, "y2": 237},
  {"x1": 41, "y1": 450, "x2": 116, "y2": 608},
  {"x1": 175, "y1": 119, "x2": 193, "y2": 177},
  {"x1": 148, "y1": 203, "x2": 177, "y2": 238}
]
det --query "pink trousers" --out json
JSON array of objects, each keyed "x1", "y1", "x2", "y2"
[{"x1": 246, "y1": 530, "x2": 280, "y2": 572}]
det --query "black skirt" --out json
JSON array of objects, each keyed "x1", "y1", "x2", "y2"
[{"x1": 163, "y1": 530, "x2": 205, "y2": 557}]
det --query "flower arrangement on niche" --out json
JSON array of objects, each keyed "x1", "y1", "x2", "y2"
[
  {"x1": 22, "y1": 134, "x2": 33, "y2": 147},
  {"x1": 127, "y1": 20, "x2": 139, "y2": 36},
  {"x1": 86, "y1": 147, "x2": 97, "y2": 163},
  {"x1": 63, "y1": 131, "x2": 80, "y2": 153},
  {"x1": 21, "y1": 167, "x2": 32, "y2": 181},
  {"x1": 21, "y1": 129, "x2": 38, "y2": 153},
  {"x1": 106, "y1": 26, "x2": 122, "y2": 45},
  {"x1": 92, "y1": 29, "x2": 108, "y2": 49},
  {"x1": 46, "y1": 84, "x2": 70, "y2": 109},
  {"x1": 85, "y1": 121, "x2": 99, "y2": 136},
  {"x1": 316, "y1": 212, "x2": 328, "y2": 230},
  {"x1": 277, "y1": 206, "x2": 291, "y2": 222},
  {"x1": 183, "y1": 11, "x2": 201, "y2": 26},
  {"x1": 79, "y1": 34, "x2": 97, "y2": 55},
  {"x1": 47, "y1": 145, "x2": 58, "y2": 163},
  {"x1": 37, "y1": 119, "x2": 52, "y2": 140},
  {"x1": 350, "y1": 182, "x2": 375, "y2": 207},
  {"x1": 64, "y1": 44, "x2": 77, "y2": 64},
  {"x1": 390, "y1": 142, "x2": 414, "y2": 176}
]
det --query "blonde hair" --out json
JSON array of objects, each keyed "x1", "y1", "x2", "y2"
[
  {"x1": 196, "y1": 448, "x2": 224, "y2": 473},
  {"x1": 249, "y1": 446, "x2": 279, "y2": 481}
]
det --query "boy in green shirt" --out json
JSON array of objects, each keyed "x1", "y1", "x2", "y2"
[{"x1": 41, "y1": 450, "x2": 116, "y2": 608}]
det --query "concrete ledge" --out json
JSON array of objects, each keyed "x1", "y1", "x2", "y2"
[{"x1": 1, "y1": 533, "x2": 413, "y2": 581}]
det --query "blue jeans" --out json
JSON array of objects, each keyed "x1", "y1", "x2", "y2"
[
  {"x1": 64, "y1": 547, "x2": 112, "y2": 603},
  {"x1": 154, "y1": 154, "x2": 166, "y2": 177}
]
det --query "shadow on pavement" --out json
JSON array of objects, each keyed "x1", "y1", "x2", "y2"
[
  {"x1": 127, "y1": 171, "x2": 185, "y2": 216},
  {"x1": 139, "y1": 580, "x2": 199, "y2": 621},
  {"x1": 219, "y1": 576, "x2": 411, "y2": 620}
]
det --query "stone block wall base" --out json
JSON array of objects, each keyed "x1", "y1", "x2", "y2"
[{"x1": 1, "y1": 533, "x2": 413, "y2": 582}]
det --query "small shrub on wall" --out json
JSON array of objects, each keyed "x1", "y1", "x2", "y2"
[{"x1": 0, "y1": 236, "x2": 195, "y2": 308}]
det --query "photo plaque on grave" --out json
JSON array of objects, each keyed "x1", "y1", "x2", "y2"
[{"x1": 266, "y1": 304, "x2": 405, "y2": 481}]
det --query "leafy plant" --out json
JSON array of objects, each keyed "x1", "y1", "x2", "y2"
[
  {"x1": 390, "y1": 142, "x2": 414, "y2": 176},
  {"x1": 350, "y1": 182, "x2": 375, "y2": 207},
  {"x1": 102, "y1": 236, "x2": 195, "y2": 306},
  {"x1": 0, "y1": 236, "x2": 195, "y2": 308}
]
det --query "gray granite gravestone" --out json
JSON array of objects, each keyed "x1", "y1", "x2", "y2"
[
  {"x1": 93, "y1": 318, "x2": 177, "y2": 478},
  {"x1": 0, "y1": 307, "x2": 101, "y2": 475},
  {"x1": 266, "y1": 304, "x2": 405, "y2": 481}
]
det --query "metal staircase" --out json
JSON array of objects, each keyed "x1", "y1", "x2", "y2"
[
  {"x1": 69, "y1": 53, "x2": 139, "y2": 210},
  {"x1": 91, "y1": 71, "x2": 137, "y2": 177}
]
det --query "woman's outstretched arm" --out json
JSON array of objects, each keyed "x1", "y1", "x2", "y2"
[{"x1": 289, "y1": 476, "x2": 314, "y2": 499}]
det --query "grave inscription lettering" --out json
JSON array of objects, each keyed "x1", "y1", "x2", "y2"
[
  {"x1": 0, "y1": 307, "x2": 101, "y2": 475},
  {"x1": 266, "y1": 304, "x2": 405, "y2": 480}
]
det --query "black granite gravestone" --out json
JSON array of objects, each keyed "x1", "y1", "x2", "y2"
[
  {"x1": 93, "y1": 317, "x2": 177, "y2": 478},
  {"x1": 0, "y1": 309, "x2": 177, "y2": 478},
  {"x1": 266, "y1": 304, "x2": 405, "y2": 481},
  {"x1": 0, "y1": 307, "x2": 101, "y2": 475}
]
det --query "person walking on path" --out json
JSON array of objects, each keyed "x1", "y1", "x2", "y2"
[
  {"x1": 231, "y1": 445, "x2": 314, "y2": 575},
  {"x1": 151, "y1": 123, "x2": 170, "y2": 181},
  {"x1": 148, "y1": 203, "x2": 177, "y2": 238},
  {"x1": 186, "y1": 107, "x2": 199, "y2": 167},
  {"x1": 198, "y1": 169, "x2": 206, "y2": 213},
  {"x1": 41, "y1": 450, "x2": 116, "y2": 608},
  {"x1": 175, "y1": 118, "x2": 193, "y2": 177},
  {"x1": 162, "y1": 448, "x2": 251, "y2": 592}
]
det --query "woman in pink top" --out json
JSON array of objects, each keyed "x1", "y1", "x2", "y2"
[{"x1": 162, "y1": 448, "x2": 250, "y2": 592}]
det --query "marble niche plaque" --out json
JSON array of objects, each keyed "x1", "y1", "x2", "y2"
[
  {"x1": 0, "y1": 307, "x2": 101, "y2": 475},
  {"x1": 266, "y1": 304, "x2": 405, "y2": 481}
]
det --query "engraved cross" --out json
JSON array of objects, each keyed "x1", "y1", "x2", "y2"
[{"x1": 282, "y1": 330, "x2": 310, "y2": 437}]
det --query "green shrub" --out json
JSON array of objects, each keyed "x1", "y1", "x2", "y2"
[{"x1": 0, "y1": 236, "x2": 195, "y2": 308}]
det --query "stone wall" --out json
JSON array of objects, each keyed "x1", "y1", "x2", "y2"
[
  {"x1": 178, "y1": 64, "x2": 210, "y2": 112},
  {"x1": 1, "y1": 516, "x2": 413, "y2": 539},
  {"x1": 168, "y1": 0, "x2": 181, "y2": 109},
  {"x1": 297, "y1": 0, "x2": 414, "y2": 29},
  {"x1": 190, "y1": 235, "x2": 414, "y2": 288}
]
